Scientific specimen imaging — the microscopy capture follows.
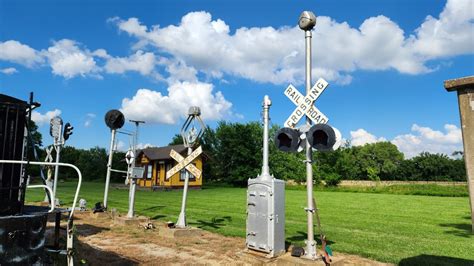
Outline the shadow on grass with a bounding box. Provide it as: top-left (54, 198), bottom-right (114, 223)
top-left (286, 231), bottom-right (335, 246)
top-left (75, 223), bottom-right (110, 237)
top-left (190, 216), bottom-right (232, 229)
top-left (399, 254), bottom-right (474, 266)
top-left (439, 223), bottom-right (473, 238)
top-left (140, 205), bottom-right (165, 212)
top-left (151, 214), bottom-right (167, 220)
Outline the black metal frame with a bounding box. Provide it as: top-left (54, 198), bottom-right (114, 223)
top-left (0, 94), bottom-right (29, 215)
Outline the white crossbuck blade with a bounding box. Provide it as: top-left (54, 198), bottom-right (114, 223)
top-left (45, 146), bottom-right (54, 163)
top-left (166, 146), bottom-right (203, 180)
top-left (284, 78), bottom-right (329, 128)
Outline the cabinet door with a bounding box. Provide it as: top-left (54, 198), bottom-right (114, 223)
top-left (247, 184), bottom-right (271, 251)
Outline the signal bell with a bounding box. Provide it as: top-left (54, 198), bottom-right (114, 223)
top-left (274, 127), bottom-right (300, 152)
top-left (307, 124), bottom-right (341, 152)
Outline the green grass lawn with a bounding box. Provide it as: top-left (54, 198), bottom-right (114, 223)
top-left (26, 181), bottom-right (473, 265)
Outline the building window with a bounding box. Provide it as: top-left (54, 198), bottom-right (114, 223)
top-left (146, 164), bottom-right (152, 179)
top-left (165, 163), bottom-right (172, 180)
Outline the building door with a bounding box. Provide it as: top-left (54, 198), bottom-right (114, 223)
top-left (153, 162), bottom-right (159, 187)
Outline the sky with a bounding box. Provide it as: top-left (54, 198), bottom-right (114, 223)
top-left (0, 0), bottom-right (473, 158)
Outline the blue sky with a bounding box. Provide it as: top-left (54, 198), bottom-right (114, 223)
top-left (1, 0), bottom-right (473, 158)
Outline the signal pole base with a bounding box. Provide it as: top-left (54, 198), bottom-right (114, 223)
top-left (302, 240), bottom-right (319, 260)
top-left (176, 211), bottom-right (186, 228)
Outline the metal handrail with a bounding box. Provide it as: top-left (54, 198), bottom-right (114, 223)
top-left (27, 184), bottom-right (55, 213)
top-left (0, 160), bottom-right (82, 220)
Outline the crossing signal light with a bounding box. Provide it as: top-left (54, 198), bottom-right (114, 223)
top-left (63, 122), bottom-right (74, 140)
top-left (307, 124), bottom-right (342, 152)
top-left (275, 124), bottom-right (342, 153)
top-left (274, 127), bottom-right (301, 152)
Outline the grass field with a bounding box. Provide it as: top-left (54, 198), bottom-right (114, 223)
top-left (26, 182), bottom-right (473, 265)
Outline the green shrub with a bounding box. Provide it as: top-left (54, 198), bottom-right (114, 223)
top-left (324, 173), bottom-right (342, 187)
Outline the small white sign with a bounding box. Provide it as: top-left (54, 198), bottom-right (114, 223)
top-left (166, 146), bottom-right (203, 179)
top-left (130, 167), bottom-right (145, 179)
top-left (125, 150), bottom-right (135, 165)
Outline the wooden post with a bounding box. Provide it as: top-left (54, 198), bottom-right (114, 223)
top-left (444, 76), bottom-right (474, 233)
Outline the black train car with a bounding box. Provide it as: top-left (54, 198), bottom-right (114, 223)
top-left (0, 94), bottom-right (49, 265)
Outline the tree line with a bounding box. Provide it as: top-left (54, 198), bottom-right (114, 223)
top-left (30, 146), bottom-right (127, 183)
top-left (28, 121), bottom-right (466, 186)
top-left (170, 122), bottom-right (466, 186)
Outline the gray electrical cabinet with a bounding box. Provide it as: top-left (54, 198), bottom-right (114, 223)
top-left (246, 176), bottom-right (285, 257)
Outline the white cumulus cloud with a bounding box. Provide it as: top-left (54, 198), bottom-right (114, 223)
top-left (111, 0), bottom-right (473, 85)
top-left (31, 109), bottom-right (62, 126)
top-left (121, 81), bottom-right (232, 124)
top-left (351, 124), bottom-right (464, 158)
top-left (42, 39), bottom-right (99, 79)
top-left (409, 0), bottom-right (474, 59)
top-left (104, 50), bottom-right (157, 75)
top-left (0, 40), bottom-right (44, 67)
top-left (392, 124), bottom-right (463, 158)
top-left (0, 67), bottom-right (18, 75)
top-left (350, 128), bottom-right (387, 146)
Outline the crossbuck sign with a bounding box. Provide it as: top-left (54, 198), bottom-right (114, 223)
top-left (166, 146), bottom-right (202, 180)
top-left (284, 78), bottom-right (330, 128)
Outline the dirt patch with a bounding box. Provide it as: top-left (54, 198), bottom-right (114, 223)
top-left (69, 211), bottom-right (392, 265)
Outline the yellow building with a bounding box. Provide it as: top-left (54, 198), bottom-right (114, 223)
top-left (136, 144), bottom-right (203, 189)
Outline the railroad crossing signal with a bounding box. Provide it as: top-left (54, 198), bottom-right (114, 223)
top-left (166, 146), bottom-right (202, 179)
top-left (45, 146), bottom-right (54, 163)
top-left (284, 78), bottom-right (329, 128)
top-left (169, 149), bottom-right (202, 179)
top-left (125, 150), bottom-right (135, 165)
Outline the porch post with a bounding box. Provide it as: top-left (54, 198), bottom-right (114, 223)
top-left (444, 76), bottom-right (474, 233)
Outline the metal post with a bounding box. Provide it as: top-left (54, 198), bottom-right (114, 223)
top-left (103, 129), bottom-right (116, 209)
top-left (52, 140), bottom-right (62, 205)
top-left (176, 146), bottom-right (192, 228)
top-left (304, 29), bottom-right (317, 260)
top-left (261, 95), bottom-right (271, 179)
top-left (127, 178), bottom-right (137, 218)
top-left (127, 120), bottom-right (144, 218)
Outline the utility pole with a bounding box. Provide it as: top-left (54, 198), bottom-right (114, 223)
top-left (103, 109), bottom-right (125, 210)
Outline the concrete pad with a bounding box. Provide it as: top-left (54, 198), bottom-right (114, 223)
top-left (159, 226), bottom-right (205, 238)
top-left (113, 215), bottom-right (149, 226)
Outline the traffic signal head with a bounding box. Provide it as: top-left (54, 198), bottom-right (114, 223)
top-left (274, 127), bottom-right (300, 152)
top-left (63, 122), bottom-right (74, 141)
top-left (307, 123), bottom-right (342, 152)
top-left (104, 109), bottom-right (125, 130)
